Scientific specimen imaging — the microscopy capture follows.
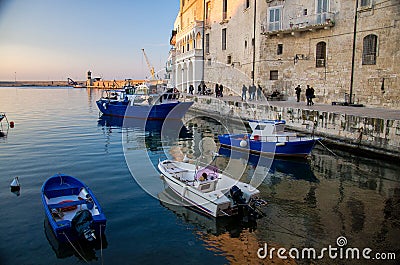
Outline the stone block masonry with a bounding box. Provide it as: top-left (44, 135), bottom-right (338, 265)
top-left (185, 95), bottom-right (400, 159)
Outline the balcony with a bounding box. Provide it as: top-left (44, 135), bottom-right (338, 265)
top-left (176, 48), bottom-right (204, 62)
top-left (262, 12), bottom-right (336, 37)
top-left (177, 20), bottom-right (204, 39)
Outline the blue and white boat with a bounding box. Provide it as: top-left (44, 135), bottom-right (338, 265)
top-left (218, 120), bottom-right (319, 157)
top-left (41, 174), bottom-right (106, 242)
top-left (96, 84), bottom-right (193, 120)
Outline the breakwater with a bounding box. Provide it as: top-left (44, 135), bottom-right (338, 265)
top-left (186, 95), bottom-right (400, 160)
top-left (0, 81), bottom-right (70, 87)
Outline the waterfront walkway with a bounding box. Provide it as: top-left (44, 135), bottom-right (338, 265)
top-left (189, 94), bottom-right (400, 120)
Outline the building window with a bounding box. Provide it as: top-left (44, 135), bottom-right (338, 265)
top-left (270, 70), bottom-right (278, 80)
top-left (362, 34), bottom-right (377, 65)
top-left (360, 0), bottom-right (371, 7)
top-left (205, 2), bottom-right (211, 25)
top-left (316, 41), bottom-right (326, 67)
top-left (222, 28), bottom-right (227, 50)
top-left (207, 59), bottom-right (212, 66)
top-left (227, 55), bottom-right (232, 65)
top-left (268, 7), bottom-right (282, 31)
top-left (277, 44), bottom-right (283, 55)
top-left (245, 40), bottom-right (247, 49)
top-left (187, 42), bottom-right (190, 52)
top-left (316, 0), bottom-right (329, 24)
top-left (245, 0), bottom-right (250, 9)
top-left (205, 34), bottom-right (210, 53)
top-left (223, 0), bottom-right (228, 20)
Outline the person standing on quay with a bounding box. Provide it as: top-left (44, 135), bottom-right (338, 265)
top-left (242, 84), bottom-right (247, 101)
top-left (310, 86), bottom-right (315, 105)
top-left (306, 85), bottom-right (311, 106)
top-left (295, 85), bottom-right (301, 102)
top-left (215, 83), bottom-right (219, 97)
top-left (257, 84), bottom-right (262, 101)
top-left (219, 84), bottom-right (224, 97)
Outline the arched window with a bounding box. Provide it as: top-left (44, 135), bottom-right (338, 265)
top-left (316, 41), bottom-right (326, 68)
top-left (362, 34), bottom-right (377, 65)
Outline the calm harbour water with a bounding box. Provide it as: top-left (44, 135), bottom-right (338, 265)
top-left (0, 87), bottom-right (399, 265)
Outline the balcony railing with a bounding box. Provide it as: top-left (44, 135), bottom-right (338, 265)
top-left (262, 12), bottom-right (336, 36)
top-left (176, 48), bottom-right (204, 62)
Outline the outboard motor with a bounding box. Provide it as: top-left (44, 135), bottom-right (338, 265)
top-left (230, 185), bottom-right (247, 216)
top-left (230, 185), bottom-right (246, 205)
top-left (230, 185), bottom-right (266, 222)
top-left (72, 210), bottom-right (96, 241)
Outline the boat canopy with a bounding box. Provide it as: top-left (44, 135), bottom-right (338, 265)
top-left (248, 120), bottom-right (286, 136)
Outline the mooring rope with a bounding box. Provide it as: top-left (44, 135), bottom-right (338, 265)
top-left (62, 232), bottom-right (88, 263)
top-left (317, 139), bottom-right (339, 157)
top-left (100, 225), bottom-right (104, 265)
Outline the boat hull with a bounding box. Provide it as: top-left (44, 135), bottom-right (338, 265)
top-left (162, 173), bottom-right (231, 217)
top-left (218, 134), bottom-right (318, 157)
top-left (41, 174), bottom-right (106, 242)
top-left (158, 161), bottom-right (260, 218)
top-left (96, 99), bottom-right (193, 120)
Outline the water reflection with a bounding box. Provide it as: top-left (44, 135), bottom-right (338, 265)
top-left (98, 113), bottom-right (400, 264)
top-left (158, 187), bottom-right (279, 264)
top-left (44, 219), bottom-right (108, 262)
top-left (218, 147), bottom-right (318, 183)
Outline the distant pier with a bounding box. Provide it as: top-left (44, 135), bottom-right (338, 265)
top-left (0, 81), bottom-right (69, 87)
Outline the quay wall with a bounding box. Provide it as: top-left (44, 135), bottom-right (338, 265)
top-left (186, 95), bottom-right (400, 159)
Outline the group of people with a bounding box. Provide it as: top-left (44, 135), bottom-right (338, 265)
top-left (242, 84), bottom-right (263, 101)
top-left (295, 84), bottom-right (315, 106)
top-left (188, 82), bottom-right (224, 97)
top-left (188, 82), bottom-right (212, 95)
top-left (214, 83), bottom-right (224, 97)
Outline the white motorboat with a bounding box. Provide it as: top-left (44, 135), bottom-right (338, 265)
top-left (158, 159), bottom-right (266, 218)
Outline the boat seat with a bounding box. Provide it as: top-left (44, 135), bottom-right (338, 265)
top-left (56, 220), bottom-right (71, 228)
top-left (167, 167), bottom-right (188, 174)
top-left (48, 200), bottom-right (88, 209)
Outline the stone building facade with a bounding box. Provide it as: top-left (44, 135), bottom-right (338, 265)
top-left (171, 0), bottom-right (400, 109)
top-left (259, 0), bottom-right (400, 108)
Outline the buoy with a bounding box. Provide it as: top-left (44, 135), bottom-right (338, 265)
top-left (240, 139), bottom-right (247, 147)
top-left (10, 177), bottom-right (21, 192)
top-left (10, 121), bottom-right (14, 128)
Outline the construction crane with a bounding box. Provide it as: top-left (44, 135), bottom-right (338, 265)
top-left (141, 48), bottom-right (155, 80)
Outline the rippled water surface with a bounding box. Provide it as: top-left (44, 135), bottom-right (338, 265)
top-left (0, 87), bottom-right (398, 264)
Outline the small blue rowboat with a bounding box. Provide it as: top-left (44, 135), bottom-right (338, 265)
top-left (41, 174), bottom-right (106, 242)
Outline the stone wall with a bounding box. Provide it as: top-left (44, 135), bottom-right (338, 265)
top-left (258, 0), bottom-right (400, 109)
top-left (187, 95), bottom-right (400, 159)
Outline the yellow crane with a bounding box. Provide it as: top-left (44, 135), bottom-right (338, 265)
top-left (141, 48), bottom-right (155, 80)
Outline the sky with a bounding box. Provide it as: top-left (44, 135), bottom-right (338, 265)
top-left (0, 0), bottom-right (179, 81)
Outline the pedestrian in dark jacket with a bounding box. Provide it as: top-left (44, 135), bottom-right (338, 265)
top-left (295, 85), bottom-right (301, 102)
top-left (306, 85), bottom-right (312, 106)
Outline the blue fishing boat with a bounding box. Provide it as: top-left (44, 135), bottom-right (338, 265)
top-left (218, 120), bottom-right (319, 157)
top-left (96, 84), bottom-right (193, 120)
top-left (41, 174), bottom-right (106, 242)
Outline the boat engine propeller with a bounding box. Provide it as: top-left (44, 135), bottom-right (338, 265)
top-left (72, 210), bottom-right (96, 242)
top-left (230, 185), bottom-right (267, 221)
